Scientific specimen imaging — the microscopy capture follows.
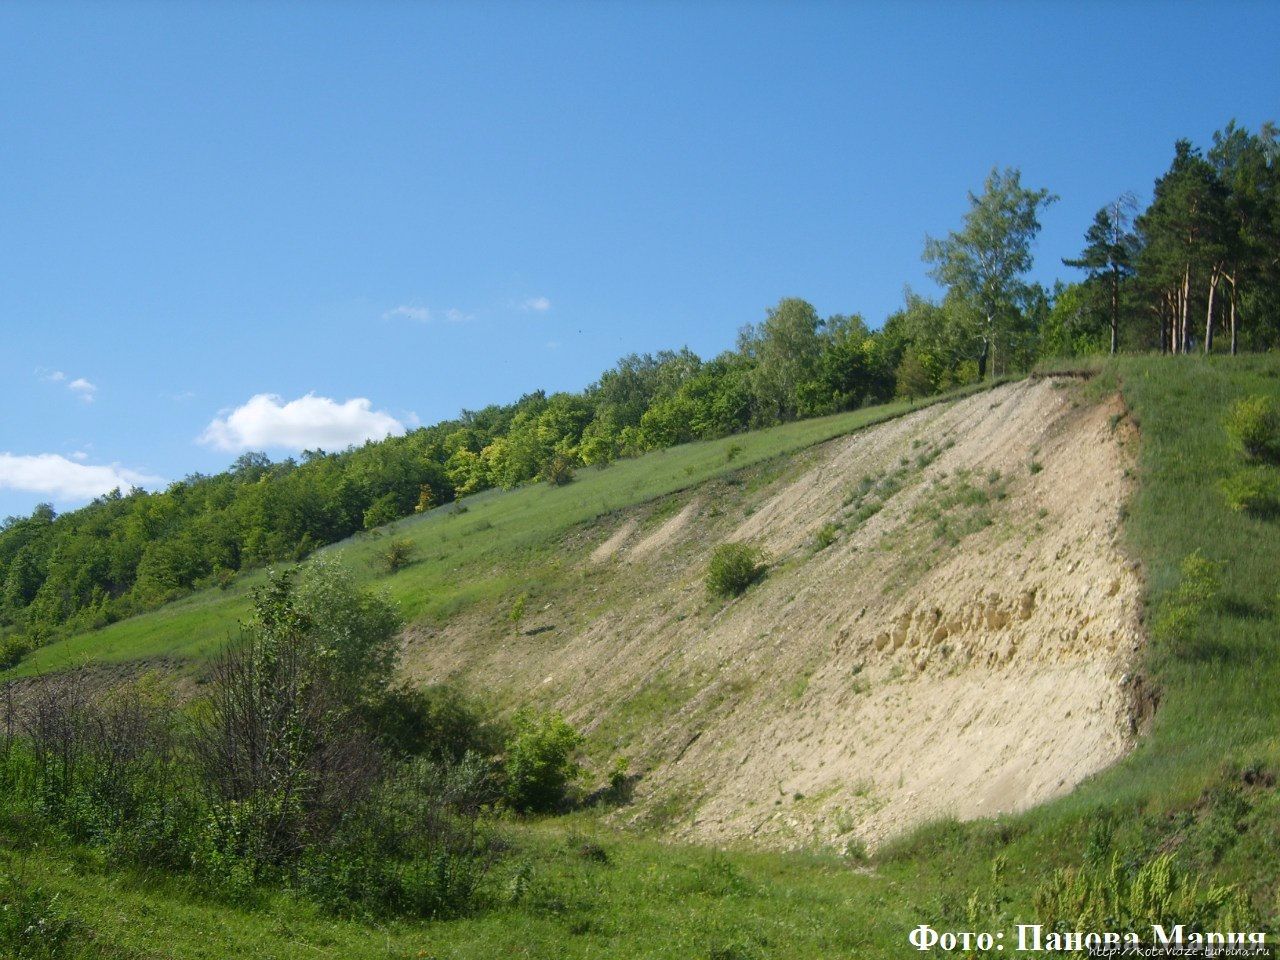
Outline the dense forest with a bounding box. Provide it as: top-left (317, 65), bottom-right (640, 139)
top-left (3, 119), bottom-right (1277, 656)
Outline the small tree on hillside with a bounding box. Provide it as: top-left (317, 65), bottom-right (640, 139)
top-left (194, 564), bottom-right (399, 863)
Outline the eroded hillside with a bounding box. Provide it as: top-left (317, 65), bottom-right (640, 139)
top-left (402, 378), bottom-right (1147, 852)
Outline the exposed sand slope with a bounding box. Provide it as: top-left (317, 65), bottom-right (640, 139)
top-left (402, 379), bottom-right (1145, 851)
top-left (626, 501), bottom-right (700, 562)
top-left (590, 518), bottom-right (638, 563)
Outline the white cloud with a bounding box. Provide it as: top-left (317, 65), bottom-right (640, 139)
top-left (200, 393), bottom-right (408, 453)
top-left (0, 453), bottom-right (164, 502)
top-left (37, 368), bottom-right (98, 401)
top-left (68, 378), bottom-right (97, 402)
top-left (521, 296), bottom-right (552, 313)
top-left (383, 305), bottom-right (431, 322)
top-left (383, 304), bottom-right (473, 323)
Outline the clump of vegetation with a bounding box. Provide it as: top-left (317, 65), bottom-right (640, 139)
top-left (508, 592), bottom-right (527, 623)
top-left (1031, 853), bottom-right (1255, 933)
top-left (851, 500), bottom-right (883, 526)
top-left (0, 561), bottom-right (572, 922)
top-left (815, 523), bottom-right (840, 550)
top-left (0, 873), bottom-right (86, 959)
top-left (1153, 550), bottom-right (1223, 655)
top-left (414, 484), bottom-right (437, 513)
top-left (706, 543), bottom-right (766, 599)
top-left (363, 492), bottom-right (403, 530)
top-left (0, 634), bottom-right (32, 670)
top-left (605, 756), bottom-right (630, 801)
top-left (381, 538), bottom-right (417, 572)
top-left (502, 712), bottom-right (584, 813)
top-left (541, 452), bottom-right (577, 486)
top-left (364, 683), bottom-right (500, 764)
top-left (1224, 395), bottom-right (1280, 462)
top-left (1220, 467), bottom-right (1280, 517)
top-left (913, 470), bottom-right (1002, 545)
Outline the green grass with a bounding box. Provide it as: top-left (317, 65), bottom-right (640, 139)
top-left (5, 383), bottom-right (995, 680)
top-left (0, 822), bottom-right (963, 960)
top-left (1089, 355), bottom-right (1280, 804)
top-left (5, 357), bottom-right (1280, 956)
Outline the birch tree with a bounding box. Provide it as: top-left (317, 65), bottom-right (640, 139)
top-left (923, 167), bottom-right (1057, 378)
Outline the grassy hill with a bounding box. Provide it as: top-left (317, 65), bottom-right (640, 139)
top-left (3, 356), bottom-right (1279, 959)
top-left (5, 386), bottom-right (990, 680)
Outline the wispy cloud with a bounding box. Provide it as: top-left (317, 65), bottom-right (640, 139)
top-left (521, 296), bottom-right (552, 313)
top-left (0, 453), bottom-right (164, 502)
top-left (199, 393), bottom-right (409, 453)
top-left (38, 368), bottom-right (98, 402)
top-left (383, 303), bottom-right (474, 324)
top-left (383, 305), bottom-right (432, 323)
top-left (68, 378), bottom-right (97, 403)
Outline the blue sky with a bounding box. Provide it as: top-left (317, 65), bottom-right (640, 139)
top-left (3, 0), bottom-right (1278, 518)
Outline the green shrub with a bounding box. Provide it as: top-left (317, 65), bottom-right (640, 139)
top-left (364, 684), bottom-right (500, 762)
top-left (502, 712), bottom-right (583, 813)
top-left (1224, 394), bottom-right (1280, 461)
top-left (0, 634), bottom-right (33, 669)
top-left (1220, 467), bottom-right (1280, 517)
top-left (706, 543), bottom-right (766, 598)
top-left (381, 538), bottom-right (416, 573)
top-left (296, 761), bottom-right (491, 920)
top-left (362, 492), bottom-right (402, 530)
top-left (541, 452), bottom-right (576, 486)
top-left (1170, 550), bottom-right (1223, 610)
top-left (508, 593), bottom-right (527, 623)
top-left (0, 873), bottom-right (85, 959)
top-left (815, 523), bottom-right (840, 550)
top-left (289, 560), bottom-right (404, 700)
top-left (606, 756), bottom-right (630, 798)
top-left (1154, 550), bottom-right (1223, 654)
top-left (0, 570), bottom-right (503, 926)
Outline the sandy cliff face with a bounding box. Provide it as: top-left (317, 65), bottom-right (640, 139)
top-left (404, 379), bottom-right (1146, 851)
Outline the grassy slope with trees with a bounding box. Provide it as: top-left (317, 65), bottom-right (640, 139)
top-left (3, 384), bottom-right (996, 679)
top-left (2, 354), bottom-right (1279, 960)
top-left (4, 119), bottom-right (1277, 665)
